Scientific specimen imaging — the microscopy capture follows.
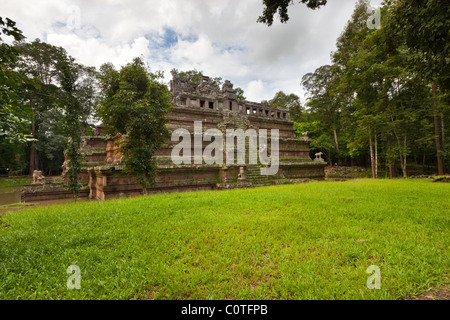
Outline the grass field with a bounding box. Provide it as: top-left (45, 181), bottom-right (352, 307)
top-left (0, 177), bottom-right (31, 192)
top-left (0, 179), bottom-right (448, 300)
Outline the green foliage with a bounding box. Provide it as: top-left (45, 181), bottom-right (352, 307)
top-left (301, 64), bottom-right (350, 162)
top-left (384, 0), bottom-right (449, 175)
top-left (32, 109), bottom-right (66, 173)
top-left (440, 141), bottom-right (450, 170)
top-left (296, 0), bottom-right (449, 174)
top-left (268, 91), bottom-right (301, 110)
top-left (0, 17), bottom-right (24, 41)
top-left (10, 39), bottom-right (98, 177)
top-left (257, 0), bottom-right (327, 26)
top-left (233, 87), bottom-right (246, 100)
top-left (265, 91), bottom-right (304, 122)
top-left (294, 120), bottom-right (324, 138)
top-left (170, 68), bottom-right (203, 86)
top-left (98, 58), bottom-right (172, 193)
top-left (15, 40), bottom-right (68, 174)
top-left (170, 68), bottom-right (222, 88)
top-left (58, 54), bottom-right (85, 197)
top-left (0, 17), bottom-right (35, 147)
top-left (294, 121), bottom-right (335, 161)
top-left (386, 0), bottom-right (450, 91)
top-left (0, 104), bottom-right (33, 144)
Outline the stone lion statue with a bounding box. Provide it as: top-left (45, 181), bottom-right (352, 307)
top-left (314, 152), bottom-right (325, 162)
top-left (32, 170), bottom-right (45, 184)
top-left (237, 167), bottom-right (246, 181)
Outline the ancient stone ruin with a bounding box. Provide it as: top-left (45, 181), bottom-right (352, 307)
top-left (22, 75), bottom-right (326, 202)
top-left (32, 170), bottom-right (45, 184)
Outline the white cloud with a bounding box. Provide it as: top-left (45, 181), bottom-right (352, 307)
top-left (246, 80), bottom-right (266, 102)
top-left (46, 34), bottom-right (151, 68)
top-left (2, 0), bottom-right (384, 102)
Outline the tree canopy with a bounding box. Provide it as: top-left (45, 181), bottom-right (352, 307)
top-left (1, 18), bottom-right (97, 185)
top-left (263, 91), bottom-right (304, 122)
top-left (98, 57), bottom-right (172, 194)
top-left (258, 0), bottom-right (327, 26)
top-left (0, 17), bottom-right (34, 148)
top-left (294, 0), bottom-right (449, 176)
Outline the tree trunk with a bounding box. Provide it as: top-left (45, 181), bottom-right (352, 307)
top-left (29, 143), bottom-right (37, 175)
top-left (441, 111), bottom-right (445, 146)
top-left (389, 162), bottom-right (397, 178)
top-left (432, 82), bottom-right (444, 175)
top-left (401, 136), bottom-right (407, 178)
top-left (369, 129), bottom-right (376, 179)
top-left (422, 152), bottom-right (426, 174)
top-left (29, 98), bottom-right (39, 175)
top-left (387, 133), bottom-right (395, 178)
top-left (374, 130), bottom-right (378, 179)
top-left (397, 140), bottom-right (407, 178)
top-left (393, 125), bottom-right (408, 178)
top-left (333, 126), bottom-right (340, 165)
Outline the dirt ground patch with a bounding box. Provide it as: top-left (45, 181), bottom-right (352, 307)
top-left (406, 283), bottom-right (450, 300)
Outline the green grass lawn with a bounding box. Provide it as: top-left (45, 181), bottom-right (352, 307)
top-left (0, 179), bottom-right (448, 300)
top-left (0, 177), bottom-right (32, 192)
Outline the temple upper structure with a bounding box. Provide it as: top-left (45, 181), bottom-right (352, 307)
top-left (170, 75), bottom-right (291, 121)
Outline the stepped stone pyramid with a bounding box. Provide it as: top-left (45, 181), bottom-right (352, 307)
top-left (81, 75), bottom-right (326, 200)
top-left (23, 74), bottom-right (326, 202)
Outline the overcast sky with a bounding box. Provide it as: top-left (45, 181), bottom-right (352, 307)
top-left (3, 0), bottom-right (383, 102)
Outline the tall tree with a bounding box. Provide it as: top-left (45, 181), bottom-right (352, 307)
top-left (98, 58), bottom-right (172, 195)
top-left (15, 39), bottom-right (97, 176)
top-left (57, 53), bottom-right (85, 198)
top-left (0, 17), bottom-right (36, 172)
top-left (74, 65), bottom-right (99, 136)
top-left (302, 65), bottom-right (342, 158)
top-left (295, 0), bottom-right (448, 176)
top-left (387, 0), bottom-right (449, 175)
top-left (16, 40), bottom-right (71, 175)
top-left (330, 0), bottom-right (383, 176)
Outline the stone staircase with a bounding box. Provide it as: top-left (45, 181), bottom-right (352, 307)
top-left (245, 164), bottom-right (271, 186)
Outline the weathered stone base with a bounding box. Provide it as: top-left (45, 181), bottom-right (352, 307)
top-left (87, 165), bottom-right (220, 200)
top-left (21, 161), bottom-right (325, 202)
top-left (21, 183), bottom-right (90, 202)
top-left (86, 162), bottom-right (326, 201)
